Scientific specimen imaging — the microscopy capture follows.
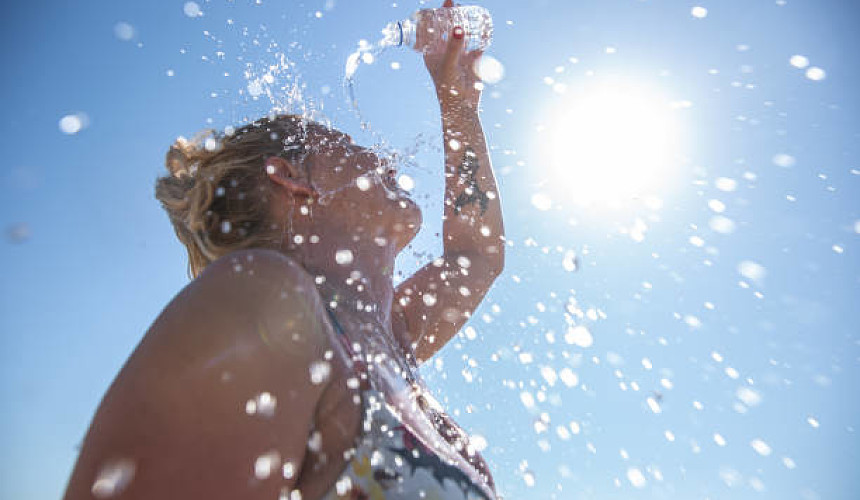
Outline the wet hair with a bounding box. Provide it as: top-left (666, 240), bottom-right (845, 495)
top-left (155, 114), bottom-right (309, 278)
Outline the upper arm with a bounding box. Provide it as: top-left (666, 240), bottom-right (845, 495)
top-left (392, 251), bottom-right (502, 364)
top-left (63, 249), bottom-right (334, 500)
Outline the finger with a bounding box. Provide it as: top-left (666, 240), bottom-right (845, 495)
top-left (465, 49), bottom-right (484, 64)
top-left (441, 26), bottom-right (465, 80)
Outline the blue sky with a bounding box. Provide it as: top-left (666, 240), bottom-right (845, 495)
top-left (1, 0), bottom-right (858, 498)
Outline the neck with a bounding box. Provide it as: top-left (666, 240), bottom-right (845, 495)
top-left (279, 229), bottom-right (399, 336)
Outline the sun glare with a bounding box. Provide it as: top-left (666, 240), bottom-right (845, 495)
top-left (538, 81), bottom-right (685, 209)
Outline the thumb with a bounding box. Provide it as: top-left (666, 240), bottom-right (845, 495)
top-left (441, 26), bottom-right (465, 80)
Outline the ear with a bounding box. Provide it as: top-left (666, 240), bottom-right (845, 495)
top-left (264, 156), bottom-right (318, 200)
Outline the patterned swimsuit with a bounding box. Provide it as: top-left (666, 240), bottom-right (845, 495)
top-left (318, 308), bottom-right (496, 500)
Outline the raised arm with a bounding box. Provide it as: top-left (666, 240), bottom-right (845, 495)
top-left (393, 11), bottom-right (505, 363)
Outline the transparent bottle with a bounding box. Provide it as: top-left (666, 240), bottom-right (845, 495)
top-left (382, 5), bottom-right (494, 54)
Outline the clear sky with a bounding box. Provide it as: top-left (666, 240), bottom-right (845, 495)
top-left (1, 0), bottom-right (858, 499)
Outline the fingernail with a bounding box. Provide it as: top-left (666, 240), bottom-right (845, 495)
top-left (453, 26), bottom-right (464, 40)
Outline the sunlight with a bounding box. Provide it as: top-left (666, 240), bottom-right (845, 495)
top-left (538, 80), bottom-right (685, 208)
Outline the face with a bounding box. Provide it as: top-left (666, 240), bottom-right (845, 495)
top-left (300, 124), bottom-right (423, 252)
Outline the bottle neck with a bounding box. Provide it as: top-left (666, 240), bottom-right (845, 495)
top-left (398, 18), bottom-right (416, 49)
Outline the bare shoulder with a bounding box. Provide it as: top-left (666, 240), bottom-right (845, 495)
top-left (193, 248), bottom-right (318, 310)
top-left (164, 248), bottom-right (332, 355)
top-left (62, 249), bottom-right (336, 500)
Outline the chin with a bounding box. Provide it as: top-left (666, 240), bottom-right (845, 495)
top-left (393, 203), bottom-right (422, 253)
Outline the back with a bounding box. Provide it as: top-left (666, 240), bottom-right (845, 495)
top-left (62, 249), bottom-right (339, 500)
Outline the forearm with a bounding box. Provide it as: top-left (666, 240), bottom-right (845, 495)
top-left (439, 105), bottom-right (505, 272)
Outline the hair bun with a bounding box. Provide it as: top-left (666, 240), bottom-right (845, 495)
top-left (166, 137), bottom-right (191, 178)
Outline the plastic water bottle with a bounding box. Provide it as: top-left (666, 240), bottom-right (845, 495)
top-left (346, 5), bottom-right (493, 79)
top-left (382, 5), bottom-right (494, 54)
top-left (343, 5), bottom-right (493, 129)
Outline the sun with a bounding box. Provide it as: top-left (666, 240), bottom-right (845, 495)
top-left (537, 79), bottom-right (685, 209)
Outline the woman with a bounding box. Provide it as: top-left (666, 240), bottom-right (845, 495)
top-left (62, 6), bottom-right (504, 500)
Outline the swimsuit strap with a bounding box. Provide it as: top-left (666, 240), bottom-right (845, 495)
top-left (324, 306), bottom-right (371, 386)
top-left (324, 306), bottom-right (346, 337)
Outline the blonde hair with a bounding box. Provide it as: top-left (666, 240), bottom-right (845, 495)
top-left (155, 114), bottom-right (309, 278)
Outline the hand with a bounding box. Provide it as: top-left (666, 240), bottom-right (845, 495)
top-left (423, 0), bottom-right (484, 113)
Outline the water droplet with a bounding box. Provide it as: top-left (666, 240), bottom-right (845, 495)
top-left (335, 249), bottom-right (354, 265)
top-left (247, 80), bottom-right (264, 97)
top-left (522, 470), bottom-right (535, 487)
top-left (562, 251), bottom-right (578, 272)
top-left (255, 451), bottom-right (281, 479)
top-left (710, 215), bottom-right (736, 234)
top-left (113, 22), bottom-right (135, 41)
top-left (397, 174), bottom-right (414, 191)
top-left (355, 175), bottom-right (372, 191)
top-left (91, 459), bottom-right (136, 498)
top-left (559, 368), bottom-right (579, 387)
top-left (564, 326), bottom-right (593, 348)
top-left (627, 467), bottom-right (647, 488)
top-left (738, 260), bottom-right (766, 284)
top-left (646, 396), bottom-right (662, 414)
top-left (736, 386), bottom-right (762, 407)
top-left (531, 193), bottom-right (553, 211)
top-left (308, 431), bottom-right (323, 452)
top-left (691, 6), bottom-right (708, 18)
top-left (309, 361), bottom-right (331, 385)
top-left (714, 433), bottom-right (727, 446)
top-left (204, 137), bottom-right (220, 152)
top-left (474, 55), bottom-right (505, 84)
top-left (708, 199), bottom-right (726, 213)
top-left (750, 438), bottom-right (772, 456)
top-left (805, 66), bottom-right (826, 81)
top-left (422, 293), bottom-right (437, 307)
top-left (469, 434), bottom-right (488, 452)
top-left (452, 326), bottom-right (472, 343)
top-left (183, 1), bottom-right (202, 18)
top-left (540, 366), bottom-right (558, 386)
top-left (719, 467), bottom-right (742, 487)
top-left (790, 55), bottom-right (810, 69)
top-left (807, 416), bottom-right (820, 428)
top-left (59, 113), bottom-right (88, 135)
top-left (281, 460), bottom-right (296, 479)
top-left (715, 177), bottom-right (738, 192)
top-left (520, 391), bottom-right (535, 409)
top-left (772, 153), bottom-right (796, 167)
